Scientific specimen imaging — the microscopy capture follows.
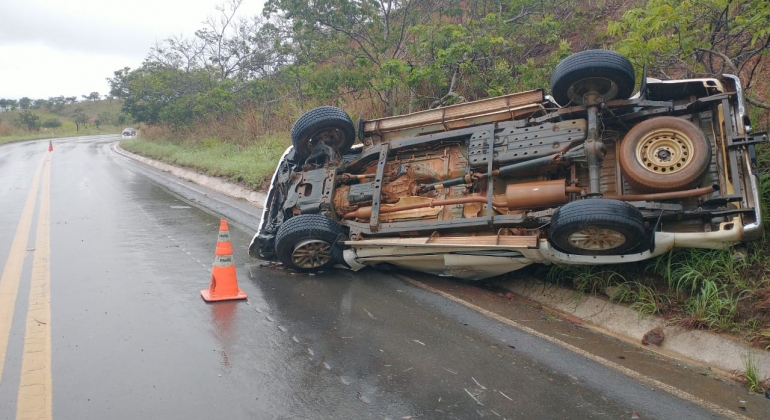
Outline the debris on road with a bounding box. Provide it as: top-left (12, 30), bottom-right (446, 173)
top-left (641, 328), bottom-right (665, 346)
top-left (464, 388), bottom-right (483, 406)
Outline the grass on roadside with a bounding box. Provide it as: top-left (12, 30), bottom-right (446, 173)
top-left (547, 244), bottom-right (770, 339)
top-left (120, 135), bottom-right (291, 190)
top-left (547, 141), bottom-right (770, 359)
top-left (121, 111), bottom-right (770, 364)
top-left (742, 353), bottom-right (767, 393)
top-left (0, 126), bottom-right (121, 145)
top-left (0, 102), bottom-right (126, 145)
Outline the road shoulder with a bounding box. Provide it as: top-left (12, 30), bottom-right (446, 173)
top-left (114, 140), bottom-right (770, 394)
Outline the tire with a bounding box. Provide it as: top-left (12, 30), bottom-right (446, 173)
top-left (549, 199), bottom-right (645, 255)
top-left (550, 50), bottom-right (635, 106)
top-left (618, 116), bottom-right (711, 192)
top-left (291, 106), bottom-right (355, 160)
top-left (275, 214), bottom-right (344, 271)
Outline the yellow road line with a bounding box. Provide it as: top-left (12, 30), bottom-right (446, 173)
top-left (0, 154), bottom-right (46, 384)
top-left (17, 153), bottom-right (53, 420)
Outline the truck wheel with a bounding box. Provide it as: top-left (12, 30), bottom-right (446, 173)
top-left (549, 199), bottom-right (645, 255)
top-left (275, 214), bottom-right (344, 271)
top-left (550, 50), bottom-right (635, 106)
top-left (618, 116), bottom-right (711, 192)
top-left (291, 106), bottom-right (355, 160)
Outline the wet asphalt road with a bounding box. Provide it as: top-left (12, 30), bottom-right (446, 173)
top-left (0, 135), bottom-right (738, 419)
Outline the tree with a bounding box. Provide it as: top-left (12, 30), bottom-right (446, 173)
top-left (48, 96), bottom-right (65, 113)
top-left (608, 0), bottom-right (770, 110)
top-left (82, 92), bottom-right (100, 102)
top-left (16, 111), bottom-right (40, 131)
top-left (263, 0), bottom-right (444, 115)
top-left (19, 97), bottom-right (32, 109)
top-left (73, 108), bottom-right (88, 131)
top-left (109, 62), bottom-right (219, 125)
top-left (97, 112), bottom-right (114, 127)
top-left (108, 67), bottom-right (133, 100)
top-left (261, 0), bottom-right (572, 114)
top-left (41, 118), bottom-right (62, 133)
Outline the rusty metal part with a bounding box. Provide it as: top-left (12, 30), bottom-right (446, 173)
top-left (468, 119), bottom-right (587, 168)
top-left (362, 90), bottom-right (545, 142)
top-left (492, 150), bottom-right (578, 179)
top-left (604, 184), bottom-right (718, 201)
top-left (634, 127), bottom-right (696, 175)
top-left (333, 185), bottom-right (353, 214)
top-left (345, 180), bottom-right (589, 219)
top-left (505, 179), bottom-right (569, 209)
top-left (340, 173), bottom-right (375, 183)
top-left (391, 144), bottom-right (467, 181)
top-left (422, 173), bottom-right (473, 192)
top-left (463, 202), bottom-right (482, 218)
top-left (382, 175), bottom-right (418, 203)
top-left (585, 105), bottom-right (605, 195)
top-left (505, 180), bottom-right (585, 209)
top-left (343, 195), bottom-right (508, 220)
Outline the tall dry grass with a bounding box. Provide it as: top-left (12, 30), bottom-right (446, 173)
top-left (141, 90), bottom-right (390, 147)
top-left (0, 119), bottom-right (14, 136)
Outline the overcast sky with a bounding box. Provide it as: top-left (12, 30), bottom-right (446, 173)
top-left (0, 0), bottom-right (264, 100)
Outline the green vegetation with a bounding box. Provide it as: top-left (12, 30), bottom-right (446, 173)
top-left (547, 242), bottom-right (770, 345)
top-left (742, 353), bottom-right (767, 393)
top-left (120, 134), bottom-right (290, 190)
top-left (110, 1), bottom-right (769, 352)
top-left (103, 0), bottom-right (769, 132)
top-left (16, 0), bottom-right (770, 351)
top-left (0, 99), bottom-right (130, 145)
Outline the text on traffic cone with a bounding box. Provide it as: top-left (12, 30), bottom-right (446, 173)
top-left (201, 219), bottom-right (247, 302)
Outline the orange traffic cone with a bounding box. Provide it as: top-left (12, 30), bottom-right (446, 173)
top-left (48, 140), bottom-right (53, 152)
top-left (201, 220), bottom-right (247, 302)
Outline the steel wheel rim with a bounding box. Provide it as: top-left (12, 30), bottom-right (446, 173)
top-left (568, 228), bottom-right (627, 251)
top-left (567, 77), bottom-right (619, 104)
top-left (635, 128), bottom-right (695, 174)
top-left (291, 239), bottom-right (333, 269)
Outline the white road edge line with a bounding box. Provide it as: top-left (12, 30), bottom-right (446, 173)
top-left (395, 274), bottom-right (750, 420)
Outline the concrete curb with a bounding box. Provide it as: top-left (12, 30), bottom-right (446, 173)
top-left (113, 143), bottom-right (267, 207)
top-left (502, 279), bottom-right (770, 378)
top-left (114, 141), bottom-right (770, 380)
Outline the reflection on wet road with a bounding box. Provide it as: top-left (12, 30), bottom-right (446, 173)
top-left (0, 136), bottom-right (742, 419)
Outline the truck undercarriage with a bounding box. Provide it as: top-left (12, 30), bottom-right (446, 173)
top-left (250, 50), bottom-right (766, 280)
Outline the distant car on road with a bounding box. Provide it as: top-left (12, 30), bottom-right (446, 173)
top-left (122, 128), bottom-right (137, 138)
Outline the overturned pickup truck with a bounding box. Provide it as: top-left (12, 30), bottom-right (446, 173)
top-left (250, 49), bottom-right (767, 280)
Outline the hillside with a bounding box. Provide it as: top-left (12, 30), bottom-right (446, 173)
top-left (0, 99), bottom-right (132, 144)
top-left (117, 0), bottom-right (770, 360)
